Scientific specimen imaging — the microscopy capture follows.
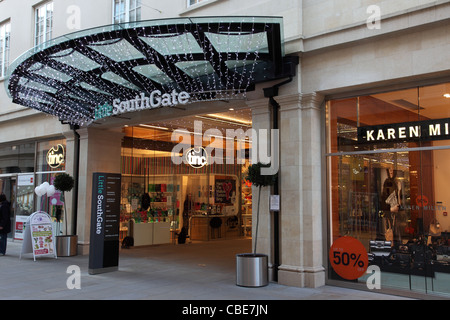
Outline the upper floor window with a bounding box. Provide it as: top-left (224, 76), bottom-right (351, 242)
top-left (113, 0), bottom-right (141, 24)
top-left (35, 1), bottom-right (53, 46)
top-left (0, 21), bottom-right (10, 78)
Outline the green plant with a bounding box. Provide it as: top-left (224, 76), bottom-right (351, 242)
top-left (245, 163), bottom-right (277, 254)
top-left (246, 163), bottom-right (277, 187)
top-left (53, 173), bottom-right (75, 193)
top-left (53, 173), bottom-right (75, 235)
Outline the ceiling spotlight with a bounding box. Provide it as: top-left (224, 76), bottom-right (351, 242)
top-left (444, 93), bottom-right (450, 99)
top-left (139, 124), bottom-right (169, 130)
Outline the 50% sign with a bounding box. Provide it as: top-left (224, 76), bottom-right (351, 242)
top-left (329, 236), bottom-right (368, 280)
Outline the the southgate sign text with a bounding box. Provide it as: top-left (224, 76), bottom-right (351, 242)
top-left (94, 90), bottom-right (191, 120)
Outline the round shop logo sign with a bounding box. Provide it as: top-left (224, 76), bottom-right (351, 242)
top-left (186, 147), bottom-right (208, 169)
top-left (47, 144), bottom-right (65, 169)
top-left (416, 195), bottom-right (429, 207)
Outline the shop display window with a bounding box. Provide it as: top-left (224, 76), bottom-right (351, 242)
top-left (0, 142), bottom-right (36, 219)
top-left (327, 83), bottom-right (450, 296)
top-left (0, 143), bottom-right (35, 175)
top-left (35, 173), bottom-right (65, 235)
top-left (120, 123), bottom-right (252, 245)
top-left (0, 138), bottom-right (66, 239)
top-left (36, 139), bottom-right (66, 172)
top-left (36, 139), bottom-right (67, 235)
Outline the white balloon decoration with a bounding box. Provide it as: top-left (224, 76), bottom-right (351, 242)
top-left (47, 185), bottom-right (56, 197)
top-left (35, 182), bottom-right (57, 197)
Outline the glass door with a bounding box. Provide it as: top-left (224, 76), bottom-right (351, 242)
top-left (415, 84), bottom-right (450, 296)
top-left (423, 146), bottom-right (450, 296)
top-left (0, 176), bottom-right (16, 239)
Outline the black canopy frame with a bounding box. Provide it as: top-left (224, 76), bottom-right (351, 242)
top-left (6, 17), bottom-right (297, 126)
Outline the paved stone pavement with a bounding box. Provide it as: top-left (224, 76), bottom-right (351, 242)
top-left (0, 238), bottom-right (413, 301)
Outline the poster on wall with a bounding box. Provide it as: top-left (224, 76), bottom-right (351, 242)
top-left (20, 211), bottom-right (57, 261)
top-left (215, 178), bottom-right (236, 204)
top-left (17, 174), bottom-right (34, 186)
top-left (89, 172), bottom-right (121, 275)
top-left (14, 215), bottom-right (28, 240)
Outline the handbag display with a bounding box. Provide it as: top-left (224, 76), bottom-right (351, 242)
top-left (436, 246), bottom-right (450, 262)
top-left (385, 191), bottom-right (399, 209)
top-left (428, 219), bottom-right (441, 237)
top-left (391, 252), bottom-right (411, 268)
top-left (370, 240), bottom-right (392, 257)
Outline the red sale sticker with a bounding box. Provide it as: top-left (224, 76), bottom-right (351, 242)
top-left (329, 236), bottom-right (368, 280)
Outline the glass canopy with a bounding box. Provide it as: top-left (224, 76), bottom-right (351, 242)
top-left (5, 16), bottom-right (294, 126)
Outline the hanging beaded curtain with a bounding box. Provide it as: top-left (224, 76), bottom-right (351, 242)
top-left (5, 17), bottom-right (287, 126)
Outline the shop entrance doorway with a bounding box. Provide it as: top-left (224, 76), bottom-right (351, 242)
top-left (0, 176), bottom-right (15, 239)
top-left (119, 108), bottom-right (253, 250)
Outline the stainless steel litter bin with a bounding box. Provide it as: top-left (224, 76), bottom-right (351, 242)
top-left (236, 253), bottom-right (268, 287)
top-left (56, 235), bottom-right (78, 257)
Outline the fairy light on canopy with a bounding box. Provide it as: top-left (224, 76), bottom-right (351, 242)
top-left (5, 16), bottom-right (295, 126)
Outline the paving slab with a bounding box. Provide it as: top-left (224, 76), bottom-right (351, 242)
top-left (0, 238), bottom-right (413, 301)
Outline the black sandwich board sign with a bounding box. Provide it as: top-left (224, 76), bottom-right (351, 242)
top-left (88, 172), bottom-right (121, 274)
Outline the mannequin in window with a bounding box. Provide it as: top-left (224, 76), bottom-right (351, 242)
top-left (381, 167), bottom-right (402, 244)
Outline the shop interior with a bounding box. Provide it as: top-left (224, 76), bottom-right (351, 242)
top-left (0, 139), bottom-right (68, 239)
top-left (328, 83), bottom-right (450, 294)
top-left (119, 108), bottom-right (253, 248)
